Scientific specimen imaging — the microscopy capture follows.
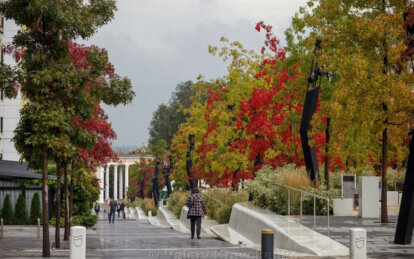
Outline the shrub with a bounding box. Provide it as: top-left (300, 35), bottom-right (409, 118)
top-left (1, 195), bottom-right (13, 224)
top-left (202, 188), bottom-right (249, 224)
top-left (49, 217), bottom-right (65, 228)
top-left (14, 193), bottom-right (27, 225)
top-left (29, 193), bottom-right (42, 225)
top-left (123, 200), bottom-right (132, 208)
top-left (133, 198), bottom-right (143, 208)
top-left (246, 165), bottom-right (340, 216)
top-left (142, 198), bottom-right (157, 216)
top-left (72, 211), bottom-right (97, 228)
top-left (167, 191), bottom-right (189, 218)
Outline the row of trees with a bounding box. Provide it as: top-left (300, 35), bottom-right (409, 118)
top-left (0, 1), bottom-right (135, 257)
top-left (1, 193), bottom-right (41, 225)
top-left (146, 0), bottom-right (414, 224)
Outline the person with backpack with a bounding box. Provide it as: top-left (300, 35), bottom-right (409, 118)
top-left (94, 201), bottom-right (100, 216)
top-left (109, 197), bottom-right (117, 223)
top-left (186, 188), bottom-right (207, 239)
top-left (120, 201), bottom-right (125, 218)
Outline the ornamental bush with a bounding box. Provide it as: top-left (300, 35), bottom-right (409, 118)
top-left (142, 198), bottom-right (157, 216)
top-left (72, 211), bottom-right (97, 228)
top-left (246, 165), bottom-right (340, 215)
top-left (167, 191), bottom-right (189, 218)
top-left (14, 193), bottom-right (27, 225)
top-left (202, 188), bottom-right (249, 224)
top-left (29, 193), bottom-right (42, 225)
top-left (1, 195), bottom-right (13, 225)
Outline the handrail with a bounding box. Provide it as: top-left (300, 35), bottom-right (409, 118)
top-left (270, 181), bottom-right (330, 236)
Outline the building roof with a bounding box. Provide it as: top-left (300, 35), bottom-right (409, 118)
top-left (0, 160), bottom-right (43, 180)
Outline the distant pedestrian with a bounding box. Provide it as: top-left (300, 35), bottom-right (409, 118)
top-left (186, 188), bottom-right (207, 239)
top-left (94, 201), bottom-right (100, 216)
top-left (120, 202), bottom-right (125, 218)
top-left (109, 197), bottom-right (117, 223)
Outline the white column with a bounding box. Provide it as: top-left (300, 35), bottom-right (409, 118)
top-left (125, 164), bottom-right (129, 200)
top-left (99, 166), bottom-right (104, 203)
top-left (114, 164), bottom-right (118, 200)
top-left (119, 166), bottom-right (123, 199)
top-left (105, 165), bottom-right (109, 200)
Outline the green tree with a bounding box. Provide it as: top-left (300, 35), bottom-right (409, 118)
top-left (0, 1), bottom-right (121, 256)
top-left (14, 193), bottom-right (27, 225)
top-left (287, 0), bottom-right (414, 223)
top-left (29, 193), bottom-right (42, 225)
top-left (1, 195), bottom-right (13, 225)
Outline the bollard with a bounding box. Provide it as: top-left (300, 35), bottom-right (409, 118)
top-left (261, 229), bottom-right (274, 259)
top-left (148, 210), bottom-right (152, 217)
top-left (1, 218), bottom-right (3, 239)
top-left (37, 218), bottom-right (40, 240)
top-left (70, 226), bottom-right (86, 259)
top-left (350, 228), bottom-right (366, 259)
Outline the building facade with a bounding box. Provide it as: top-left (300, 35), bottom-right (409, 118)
top-left (0, 17), bottom-right (20, 161)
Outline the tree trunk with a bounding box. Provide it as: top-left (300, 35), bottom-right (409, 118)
top-left (381, 127), bottom-right (389, 223)
top-left (325, 117), bottom-right (330, 190)
top-left (42, 147), bottom-right (50, 257)
top-left (63, 164), bottom-right (69, 241)
top-left (55, 162), bottom-right (62, 248)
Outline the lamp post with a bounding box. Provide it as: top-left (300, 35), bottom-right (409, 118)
top-left (186, 134), bottom-right (197, 189)
top-left (152, 162), bottom-right (160, 207)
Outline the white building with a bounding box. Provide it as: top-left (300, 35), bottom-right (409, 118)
top-left (0, 18), bottom-right (20, 161)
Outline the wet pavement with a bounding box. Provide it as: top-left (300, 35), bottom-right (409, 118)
top-left (299, 215), bottom-right (414, 259)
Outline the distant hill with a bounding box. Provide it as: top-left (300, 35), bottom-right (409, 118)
top-left (112, 145), bottom-right (140, 153)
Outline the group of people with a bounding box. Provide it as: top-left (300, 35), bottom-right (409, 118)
top-left (94, 198), bottom-right (125, 223)
top-left (92, 187), bottom-right (208, 239)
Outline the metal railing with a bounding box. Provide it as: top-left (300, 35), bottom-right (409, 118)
top-left (273, 182), bottom-right (330, 236)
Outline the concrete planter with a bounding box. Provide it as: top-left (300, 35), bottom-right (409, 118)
top-left (333, 198), bottom-right (354, 216)
top-left (387, 191), bottom-right (400, 206)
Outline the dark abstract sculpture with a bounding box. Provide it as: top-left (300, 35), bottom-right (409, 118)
top-left (300, 39), bottom-right (326, 183)
top-left (395, 12), bottom-right (414, 244)
top-left (300, 86), bottom-right (321, 183)
top-left (186, 134), bottom-right (197, 189)
top-left (395, 130), bottom-right (414, 244)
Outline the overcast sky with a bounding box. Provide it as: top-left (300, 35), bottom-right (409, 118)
top-left (83, 0), bottom-right (308, 149)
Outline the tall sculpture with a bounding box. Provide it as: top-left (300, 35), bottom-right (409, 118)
top-left (394, 11), bottom-right (414, 244)
top-left (300, 39), bottom-right (327, 183)
top-left (186, 134), bottom-right (197, 189)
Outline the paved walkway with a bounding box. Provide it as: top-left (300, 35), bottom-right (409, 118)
top-left (86, 213), bottom-right (260, 258)
top-left (300, 215), bottom-right (414, 259)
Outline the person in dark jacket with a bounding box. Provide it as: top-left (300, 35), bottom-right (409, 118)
top-left (186, 188), bottom-right (207, 239)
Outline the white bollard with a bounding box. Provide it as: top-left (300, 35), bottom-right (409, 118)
top-left (350, 228), bottom-right (367, 259)
top-left (37, 218), bottom-right (40, 240)
top-left (148, 210), bottom-right (152, 217)
top-left (70, 226), bottom-right (86, 259)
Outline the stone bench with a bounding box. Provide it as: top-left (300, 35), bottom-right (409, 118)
top-left (210, 202), bottom-right (349, 257)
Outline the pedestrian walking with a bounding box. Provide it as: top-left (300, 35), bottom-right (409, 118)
top-left (109, 197), bottom-right (117, 223)
top-left (94, 201), bottom-right (100, 216)
top-left (186, 187), bottom-right (207, 239)
top-left (120, 201), bottom-right (125, 218)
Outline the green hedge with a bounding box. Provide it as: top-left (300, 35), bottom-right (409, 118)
top-left (72, 211), bottom-right (97, 228)
top-left (29, 193), bottom-right (42, 225)
top-left (1, 195), bottom-right (13, 224)
top-left (14, 193), bottom-right (27, 225)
